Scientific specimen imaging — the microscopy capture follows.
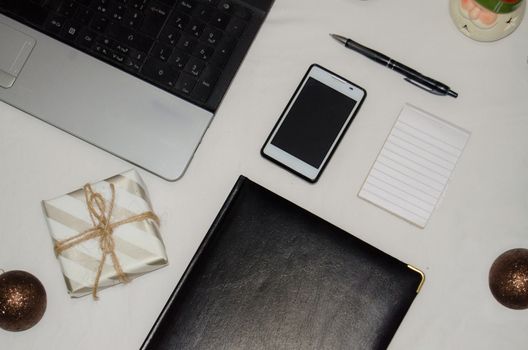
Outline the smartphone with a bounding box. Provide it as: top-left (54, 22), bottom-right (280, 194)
top-left (261, 64), bottom-right (366, 183)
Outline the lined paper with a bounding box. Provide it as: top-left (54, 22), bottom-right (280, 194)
top-left (358, 104), bottom-right (470, 228)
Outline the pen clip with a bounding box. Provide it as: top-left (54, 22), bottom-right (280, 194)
top-left (403, 77), bottom-right (443, 95)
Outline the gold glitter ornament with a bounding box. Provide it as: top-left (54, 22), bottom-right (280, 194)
top-left (0, 270), bottom-right (47, 331)
top-left (489, 249), bottom-right (528, 310)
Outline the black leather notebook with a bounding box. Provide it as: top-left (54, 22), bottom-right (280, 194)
top-left (141, 176), bottom-right (424, 350)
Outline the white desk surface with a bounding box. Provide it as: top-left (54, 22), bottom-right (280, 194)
top-left (1, 0), bottom-right (527, 349)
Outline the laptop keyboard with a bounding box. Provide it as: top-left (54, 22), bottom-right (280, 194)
top-left (0, 0), bottom-right (256, 110)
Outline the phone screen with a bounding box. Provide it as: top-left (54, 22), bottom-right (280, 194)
top-left (270, 78), bottom-right (357, 168)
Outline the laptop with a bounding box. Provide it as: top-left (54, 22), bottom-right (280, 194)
top-left (0, 0), bottom-right (274, 180)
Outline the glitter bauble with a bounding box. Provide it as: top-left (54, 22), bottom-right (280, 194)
top-left (0, 270), bottom-right (47, 331)
top-left (489, 249), bottom-right (528, 310)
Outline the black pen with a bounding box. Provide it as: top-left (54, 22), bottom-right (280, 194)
top-left (330, 34), bottom-right (458, 98)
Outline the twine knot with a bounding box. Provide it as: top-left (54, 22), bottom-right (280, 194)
top-left (99, 228), bottom-right (115, 254)
top-left (54, 182), bottom-right (159, 299)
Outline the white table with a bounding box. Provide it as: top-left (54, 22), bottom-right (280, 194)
top-left (1, 0), bottom-right (527, 349)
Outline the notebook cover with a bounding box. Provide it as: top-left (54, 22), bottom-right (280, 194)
top-left (141, 176), bottom-right (424, 350)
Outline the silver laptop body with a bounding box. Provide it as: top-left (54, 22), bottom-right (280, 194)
top-left (0, 15), bottom-right (213, 181)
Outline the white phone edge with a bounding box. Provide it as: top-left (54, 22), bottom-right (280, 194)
top-left (262, 64), bottom-right (366, 182)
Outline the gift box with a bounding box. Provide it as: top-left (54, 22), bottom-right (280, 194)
top-left (42, 170), bottom-right (168, 298)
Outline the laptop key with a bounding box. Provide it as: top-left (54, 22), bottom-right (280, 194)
top-left (233, 4), bottom-right (251, 20)
top-left (151, 42), bottom-right (173, 61)
top-left (176, 35), bottom-right (196, 53)
top-left (93, 41), bottom-right (131, 67)
top-left (61, 21), bottom-right (82, 41)
top-left (109, 50), bottom-right (128, 65)
top-left (191, 66), bottom-right (220, 102)
top-left (218, 1), bottom-right (251, 19)
top-left (115, 43), bottom-right (131, 55)
top-left (176, 0), bottom-right (196, 13)
top-left (185, 19), bottom-right (205, 38)
top-left (199, 66), bottom-right (220, 85)
top-left (44, 15), bottom-right (67, 35)
top-left (209, 10), bottom-right (230, 30)
top-left (98, 36), bottom-right (118, 50)
top-left (129, 49), bottom-right (147, 62)
top-left (193, 43), bottom-right (213, 61)
top-left (124, 56), bottom-right (142, 72)
top-left (96, 35), bottom-right (132, 57)
top-left (169, 11), bottom-right (189, 31)
top-left (130, 0), bottom-right (148, 11)
top-left (183, 56), bottom-right (204, 77)
top-left (91, 14), bottom-right (109, 32)
top-left (174, 72), bottom-right (196, 95)
top-left (92, 0), bottom-right (113, 15)
top-left (192, 4), bottom-right (212, 22)
top-left (167, 48), bottom-right (189, 70)
top-left (209, 38), bottom-right (233, 67)
top-left (200, 25), bottom-right (222, 46)
top-left (93, 41), bottom-right (111, 57)
top-left (159, 26), bottom-right (181, 46)
top-left (141, 58), bottom-right (180, 88)
top-left (122, 10), bottom-right (143, 29)
top-left (76, 28), bottom-right (97, 48)
top-left (57, 1), bottom-right (78, 17)
top-left (74, 7), bottom-right (94, 25)
top-left (216, 1), bottom-right (232, 13)
top-left (109, 3), bottom-right (126, 21)
top-left (141, 1), bottom-right (170, 37)
top-left (106, 22), bottom-right (154, 52)
top-left (225, 17), bottom-right (245, 37)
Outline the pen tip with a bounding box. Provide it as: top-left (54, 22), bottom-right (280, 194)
top-left (448, 90), bottom-right (458, 98)
top-left (330, 34), bottom-right (347, 45)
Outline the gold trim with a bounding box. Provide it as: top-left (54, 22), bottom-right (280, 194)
top-left (407, 265), bottom-right (425, 293)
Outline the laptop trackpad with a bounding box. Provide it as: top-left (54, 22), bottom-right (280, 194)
top-left (0, 22), bottom-right (35, 88)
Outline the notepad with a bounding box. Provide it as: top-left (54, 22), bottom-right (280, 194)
top-left (358, 104), bottom-right (470, 228)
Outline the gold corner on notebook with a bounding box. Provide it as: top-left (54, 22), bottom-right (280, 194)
top-left (407, 265), bottom-right (425, 293)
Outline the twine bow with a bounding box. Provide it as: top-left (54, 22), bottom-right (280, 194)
top-left (54, 183), bottom-right (159, 299)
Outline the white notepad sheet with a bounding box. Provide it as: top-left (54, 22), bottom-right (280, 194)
top-left (358, 104), bottom-right (470, 228)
